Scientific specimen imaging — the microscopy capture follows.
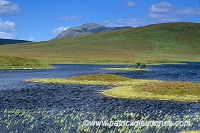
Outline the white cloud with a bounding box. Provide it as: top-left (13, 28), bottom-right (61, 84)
top-left (0, 0), bottom-right (20, 16)
top-left (102, 18), bottom-right (144, 27)
top-left (150, 2), bottom-right (172, 13)
top-left (50, 27), bottom-right (70, 35)
top-left (0, 20), bottom-right (16, 32)
top-left (149, 2), bottom-right (179, 22)
top-left (0, 31), bottom-right (16, 39)
top-left (176, 7), bottom-right (200, 15)
top-left (149, 2), bottom-right (174, 22)
top-left (149, 2), bottom-right (200, 22)
top-left (126, 1), bottom-right (135, 7)
top-left (60, 16), bottom-right (81, 21)
top-left (0, 20), bottom-right (17, 39)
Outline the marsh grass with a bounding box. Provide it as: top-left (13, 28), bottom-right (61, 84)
top-left (136, 82), bottom-right (200, 96)
top-left (103, 81), bottom-right (200, 102)
top-left (68, 74), bottom-right (133, 82)
top-left (181, 131), bottom-right (200, 133)
top-left (0, 108), bottom-right (199, 132)
top-left (27, 74), bottom-right (160, 86)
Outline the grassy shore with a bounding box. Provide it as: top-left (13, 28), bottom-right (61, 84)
top-left (181, 131), bottom-right (200, 133)
top-left (0, 54), bottom-right (52, 69)
top-left (103, 82), bottom-right (200, 102)
top-left (27, 74), bottom-right (158, 86)
top-left (27, 74), bottom-right (200, 102)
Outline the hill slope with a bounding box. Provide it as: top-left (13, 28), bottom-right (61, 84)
top-left (0, 39), bottom-right (31, 45)
top-left (55, 23), bottom-right (131, 39)
top-left (0, 55), bottom-right (51, 69)
top-left (0, 22), bottom-right (199, 64)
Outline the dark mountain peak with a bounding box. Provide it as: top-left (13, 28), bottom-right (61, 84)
top-left (54, 23), bottom-right (131, 39)
top-left (81, 23), bottom-right (105, 28)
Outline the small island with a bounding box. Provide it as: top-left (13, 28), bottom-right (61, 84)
top-left (102, 61), bottom-right (149, 71)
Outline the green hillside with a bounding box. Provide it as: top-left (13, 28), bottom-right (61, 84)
top-left (0, 22), bottom-right (199, 64)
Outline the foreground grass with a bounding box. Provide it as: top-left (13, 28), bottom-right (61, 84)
top-left (181, 131), bottom-right (200, 133)
top-left (27, 74), bottom-right (200, 102)
top-left (0, 54), bottom-right (52, 69)
top-left (0, 108), bottom-right (199, 132)
top-left (103, 82), bottom-right (200, 102)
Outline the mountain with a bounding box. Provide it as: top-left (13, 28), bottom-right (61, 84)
top-left (54, 23), bottom-right (132, 39)
top-left (0, 39), bottom-right (31, 45)
top-left (0, 22), bottom-right (199, 64)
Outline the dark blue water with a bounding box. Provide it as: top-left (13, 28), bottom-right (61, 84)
top-left (0, 62), bottom-right (199, 91)
top-left (0, 63), bottom-right (199, 132)
top-left (116, 62), bottom-right (200, 83)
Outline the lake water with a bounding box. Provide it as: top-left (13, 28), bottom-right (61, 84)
top-left (0, 62), bottom-right (199, 91)
top-left (0, 63), bottom-right (199, 132)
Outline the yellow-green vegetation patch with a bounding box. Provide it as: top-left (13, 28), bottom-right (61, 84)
top-left (0, 54), bottom-right (52, 69)
top-left (136, 82), bottom-right (200, 96)
top-left (103, 81), bottom-right (200, 102)
top-left (28, 74), bottom-right (158, 86)
top-left (180, 131), bottom-right (200, 133)
top-left (68, 74), bottom-right (132, 82)
top-left (102, 67), bottom-right (149, 71)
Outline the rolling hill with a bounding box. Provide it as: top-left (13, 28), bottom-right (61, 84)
top-left (0, 22), bottom-right (199, 64)
top-left (0, 54), bottom-right (51, 69)
top-left (0, 39), bottom-right (31, 45)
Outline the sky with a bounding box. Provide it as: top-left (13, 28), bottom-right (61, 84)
top-left (0, 0), bottom-right (200, 41)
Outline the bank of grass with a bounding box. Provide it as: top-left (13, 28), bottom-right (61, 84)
top-left (28, 74), bottom-right (158, 86)
top-left (181, 131), bottom-right (200, 133)
top-left (27, 74), bottom-right (200, 102)
top-left (103, 82), bottom-right (200, 102)
top-left (0, 54), bottom-right (52, 69)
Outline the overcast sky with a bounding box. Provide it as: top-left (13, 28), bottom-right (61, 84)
top-left (0, 0), bottom-right (200, 41)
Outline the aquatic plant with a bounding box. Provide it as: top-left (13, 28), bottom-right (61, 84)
top-left (0, 108), bottom-right (199, 132)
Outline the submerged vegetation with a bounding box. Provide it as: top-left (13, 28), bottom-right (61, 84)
top-left (0, 55), bottom-right (52, 69)
top-left (28, 74), bottom-right (200, 102)
top-left (0, 108), bottom-right (199, 132)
